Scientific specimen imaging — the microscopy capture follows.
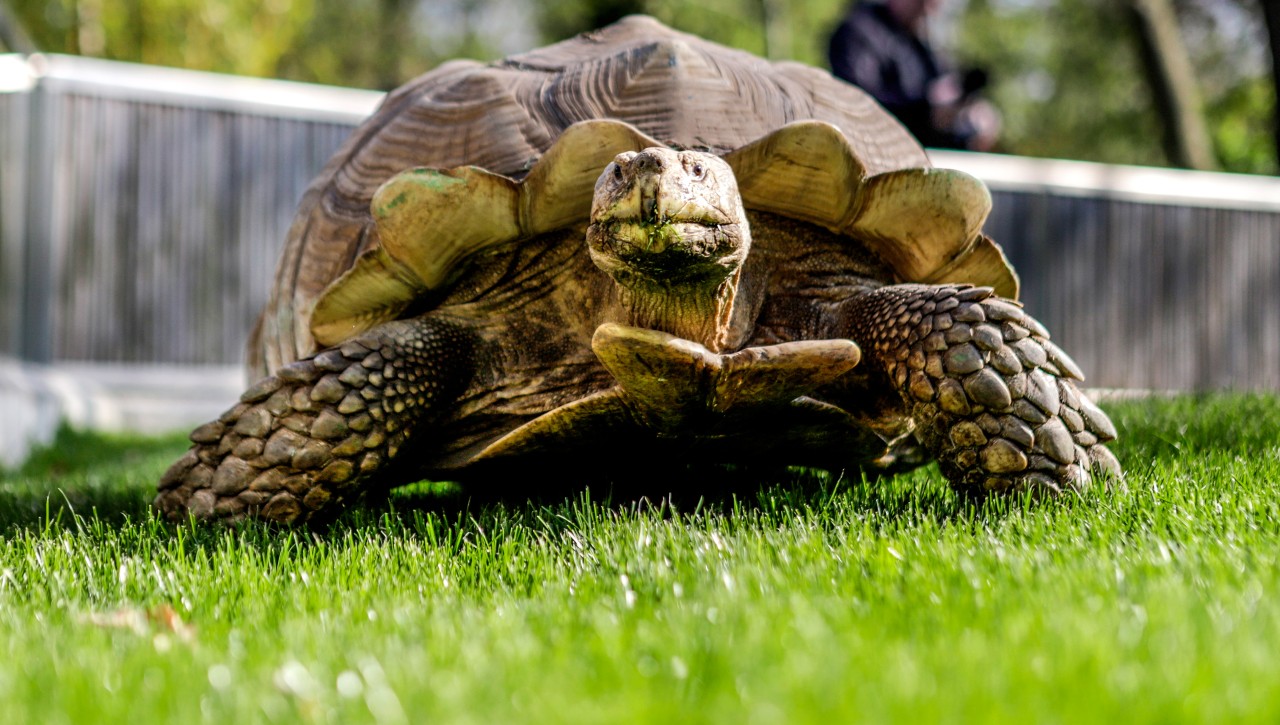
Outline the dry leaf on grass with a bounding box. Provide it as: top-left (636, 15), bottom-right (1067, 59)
top-left (81, 604), bottom-right (196, 646)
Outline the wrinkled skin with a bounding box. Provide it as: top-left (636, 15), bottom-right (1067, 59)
top-left (155, 149), bottom-right (1119, 524)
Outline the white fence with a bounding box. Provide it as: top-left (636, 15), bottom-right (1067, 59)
top-left (0, 54), bottom-right (381, 365)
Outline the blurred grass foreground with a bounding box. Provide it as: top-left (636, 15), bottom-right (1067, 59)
top-left (1, 393), bottom-right (1280, 723)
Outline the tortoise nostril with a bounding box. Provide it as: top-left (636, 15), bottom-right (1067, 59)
top-left (633, 152), bottom-right (663, 174)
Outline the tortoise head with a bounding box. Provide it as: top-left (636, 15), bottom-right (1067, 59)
top-left (587, 148), bottom-right (749, 293)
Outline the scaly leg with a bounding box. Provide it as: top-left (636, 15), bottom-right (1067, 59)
top-left (154, 316), bottom-right (476, 523)
top-left (845, 284), bottom-right (1121, 495)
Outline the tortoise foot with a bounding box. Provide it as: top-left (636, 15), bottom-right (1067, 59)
top-left (852, 284), bottom-right (1122, 496)
top-left (591, 323), bottom-right (861, 423)
top-left (477, 325), bottom-right (868, 462)
top-left (154, 318), bottom-right (470, 524)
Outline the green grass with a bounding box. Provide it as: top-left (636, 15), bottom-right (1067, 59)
top-left (2, 394), bottom-right (1280, 723)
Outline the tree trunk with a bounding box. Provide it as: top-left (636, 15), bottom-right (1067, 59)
top-left (0, 0), bottom-right (37, 53)
top-left (376, 0), bottom-right (412, 90)
top-left (761, 0), bottom-right (790, 60)
top-left (1262, 0), bottom-right (1280, 173)
top-left (1127, 0), bottom-right (1217, 170)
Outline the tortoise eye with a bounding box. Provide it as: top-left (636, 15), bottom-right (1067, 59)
top-left (612, 163), bottom-right (624, 182)
top-left (690, 163), bottom-right (705, 180)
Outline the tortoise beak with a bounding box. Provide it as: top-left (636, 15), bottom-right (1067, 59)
top-left (631, 151), bottom-right (662, 223)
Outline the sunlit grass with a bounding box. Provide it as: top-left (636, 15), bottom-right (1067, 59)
top-left (1, 394), bottom-right (1278, 723)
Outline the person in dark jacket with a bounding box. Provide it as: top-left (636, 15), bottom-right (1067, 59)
top-left (828, 0), bottom-right (1000, 150)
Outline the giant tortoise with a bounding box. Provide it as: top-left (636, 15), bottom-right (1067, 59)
top-left (155, 16), bottom-right (1119, 523)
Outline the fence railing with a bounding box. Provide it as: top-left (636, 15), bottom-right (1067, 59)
top-left (0, 54), bottom-right (380, 366)
top-left (3, 53), bottom-right (1279, 391)
top-left (931, 150), bottom-right (1280, 392)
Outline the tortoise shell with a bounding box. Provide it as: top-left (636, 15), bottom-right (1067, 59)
top-left (248, 15), bottom-right (1015, 377)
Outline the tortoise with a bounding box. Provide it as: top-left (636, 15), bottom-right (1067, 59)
top-left (155, 16), bottom-right (1120, 524)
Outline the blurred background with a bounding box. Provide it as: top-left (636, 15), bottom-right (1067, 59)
top-left (3, 0), bottom-right (1277, 173)
top-left (2, 0), bottom-right (1279, 466)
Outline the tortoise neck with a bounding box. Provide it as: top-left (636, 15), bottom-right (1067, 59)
top-left (615, 270), bottom-right (740, 353)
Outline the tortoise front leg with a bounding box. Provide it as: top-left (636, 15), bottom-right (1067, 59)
top-left (154, 316), bottom-right (476, 524)
top-left (845, 284), bottom-right (1121, 495)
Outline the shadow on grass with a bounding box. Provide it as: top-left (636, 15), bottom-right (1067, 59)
top-left (0, 424), bottom-right (191, 532)
top-left (368, 393), bottom-right (1280, 532)
top-left (6, 424), bottom-right (190, 480)
top-left (5, 393), bottom-right (1274, 540)
top-left (347, 462), bottom-right (977, 542)
top-left (0, 424), bottom-right (970, 541)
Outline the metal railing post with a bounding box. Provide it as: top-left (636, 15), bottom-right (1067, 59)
top-left (18, 72), bottom-right (52, 363)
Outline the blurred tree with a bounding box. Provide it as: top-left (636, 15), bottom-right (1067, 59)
top-left (1263, 0), bottom-right (1280, 169)
top-left (953, 0), bottom-right (1162, 165)
top-left (953, 0), bottom-right (1276, 173)
top-left (0, 0), bottom-right (36, 52)
top-left (534, 0), bottom-right (846, 64)
top-left (1128, 0), bottom-right (1216, 169)
top-left (537, 0), bottom-right (647, 44)
top-left (0, 0), bottom-right (531, 89)
top-left (1186, 0), bottom-right (1275, 174)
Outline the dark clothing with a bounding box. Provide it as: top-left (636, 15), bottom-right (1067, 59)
top-left (828, 2), bottom-right (969, 149)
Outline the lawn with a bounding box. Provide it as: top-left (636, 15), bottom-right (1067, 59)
top-left (2, 394), bottom-right (1279, 723)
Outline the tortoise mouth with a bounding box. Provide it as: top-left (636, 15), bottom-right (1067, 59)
top-left (586, 220), bottom-right (747, 288)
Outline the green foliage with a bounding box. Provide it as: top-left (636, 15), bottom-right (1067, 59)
top-left (1184, 0), bottom-right (1278, 174)
top-left (956, 0), bottom-right (1165, 166)
top-left (954, 0), bottom-right (1276, 173)
top-left (3, 394), bottom-right (1280, 722)
top-left (1208, 76), bottom-right (1277, 174)
top-left (535, 0), bottom-right (849, 65)
top-left (4, 0), bottom-right (491, 88)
